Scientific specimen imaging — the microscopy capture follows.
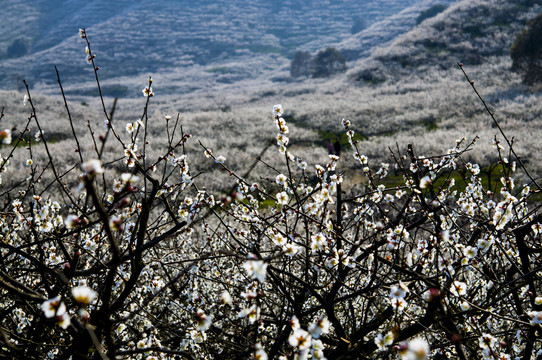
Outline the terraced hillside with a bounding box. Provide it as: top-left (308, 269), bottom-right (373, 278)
top-left (1, 0), bottom-right (542, 192)
top-left (0, 0), bottom-right (446, 93)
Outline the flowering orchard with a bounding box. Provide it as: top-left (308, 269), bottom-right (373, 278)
top-left (0, 29), bottom-right (541, 360)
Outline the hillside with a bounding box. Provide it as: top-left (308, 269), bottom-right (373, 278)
top-left (1, 0), bottom-right (542, 192)
top-left (0, 0), bottom-right (433, 93)
top-left (350, 0), bottom-right (542, 80)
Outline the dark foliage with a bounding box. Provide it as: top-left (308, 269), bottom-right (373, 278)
top-left (290, 50), bottom-right (314, 78)
top-left (312, 47), bottom-right (347, 78)
top-left (416, 4), bottom-right (448, 25)
top-left (511, 13), bottom-right (542, 83)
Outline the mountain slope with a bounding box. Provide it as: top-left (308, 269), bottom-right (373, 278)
top-left (2, 0), bottom-right (542, 191)
top-left (0, 0), bottom-right (430, 91)
top-left (350, 0), bottom-right (542, 81)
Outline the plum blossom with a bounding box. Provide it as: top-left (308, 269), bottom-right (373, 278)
top-left (273, 104), bottom-right (283, 118)
top-left (64, 214), bottom-right (80, 230)
top-left (72, 285), bottom-right (98, 305)
top-left (71, 286), bottom-right (98, 305)
top-left (220, 290), bottom-right (232, 305)
top-left (276, 174), bottom-right (288, 186)
top-left (390, 282), bottom-right (408, 299)
top-left (57, 312), bottom-right (71, 329)
top-left (308, 316), bottom-right (330, 339)
top-left (450, 281), bottom-right (467, 297)
top-left (0, 129), bottom-right (11, 145)
top-left (289, 328), bottom-right (312, 350)
top-left (401, 338), bottom-right (429, 360)
top-left (195, 309), bottom-right (212, 332)
top-left (41, 296), bottom-right (66, 318)
top-left (243, 258), bottom-right (267, 283)
top-left (142, 86), bottom-right (154, 97)
top-left (528, 311), bottom-right (542, 325)
top-left (479, 333), bottom-right (497, 350)
top-left (238, 304), bottom-right (260, 323)
top-left (276, 191), bottom-right (289, 205)
top-left (375, 332), bottom-right (394, 350)
top-left (419, 175), bottom-right (431, 189)
top-left (82, 159), bottom-right (104, 177)
top-left (254, 343), bottom-right (268, 360)
top-left (311, 339), bottom-right (326, 360)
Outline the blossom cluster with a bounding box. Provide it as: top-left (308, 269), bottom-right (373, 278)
top-left (0, 30), bottom-right (541, 359)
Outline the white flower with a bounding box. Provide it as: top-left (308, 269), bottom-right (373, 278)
top-left (215, 155), bottom-right (226, 164)
top-left (182, 174), bottom-right (192, 183)
top-left (479, 333), bottom-right (496, 350)
top-left (41, 296), bottom-right (66, 318)
top-left (311, 232), bottom-right (327, 252)
top-left (289, 328), bottom-right (312, 350)
top-left (419, 175), bottom-right (431, 189)
top-left (195, 309), bottom-right (212, 332)
top-left (308, 317), bottom-right (330, 339)
top-left (254, 343), bottom-right (268, 360)
top-left (450, 281), bottom-right (467, 297)
top-left (276, 174), bottom-right (288, 186)
top-left (116, 323), bottom-right (127, 334)
top-left (375, 332), bottom-right (394, 350)
top-left (57, 312), bottom-right (71, 329)
top-left (403, 338), bottom-right (429, 360)
top-left (120, 173), bottom-right (139, 184)
top-left (126, 122), bottom-right (135, 133)
top-left (243, 258), bottom-right (267, 283)
top-left (276, 133), bottom-right (289, 146)
top-left (311, 339), bottom-right (326, 359)
top-left (391, 297), bottom-right (407, 311)
top-left (276, 191), bottom-right (289, 205)
top-left (71, 286), bottom-right (98, 305)
top-left (528, 311), bottom-right (542, 325)
top-left (0, 129), bottom-right (11, 145)
top-left (463, 246), bottom-right (478, 259)
top-left (283, 243), bottom-right (300, 257)
top-left (390, 282), bottom-right (408, 299)
top-left (273, 104), bottom-right (283, 118)
top-left (238, 304), bottom-right (260, 323)
top-left (220, 290), bottom-right (232, 305)
top-left (109, 216), bottom-right (123, 231)
top-left (290, 315), bottom-right (300, 330)
top-left (273, 233), bottom-right (287, 246)
top-left (142, 86), bottom-right (154, 97)
top-left (82, 159), bottom-right (104, 177)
